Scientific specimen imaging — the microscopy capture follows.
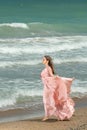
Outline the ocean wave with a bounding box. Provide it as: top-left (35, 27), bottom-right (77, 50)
top-left (0, 35), bottom-right (87, 44)
top-left (0, 57), bottom-right (87, 68)
top-left (0, 23), bottom-right (29, 29)
top-left (0, 89), bottom-right (42, 109)
top-left (0, 22), bottom-right (87, 38)
top-left (0, 98), bottom-right (16, 108)
top-left (54, 58), bottom-right (87, 64)
top-left (0, 85), bottom-right (87, 109)
top-left (0, 78), bottom-right (86, 109)
top-left (0, 36), bottom-right (87, 55)
top-left (0, 61), bottom-right (41, 67)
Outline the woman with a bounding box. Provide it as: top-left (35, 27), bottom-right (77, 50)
top-left (41, 55), bottom-right (75, 121)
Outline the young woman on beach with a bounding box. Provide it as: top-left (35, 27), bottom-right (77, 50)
top-left (41, 55), bottom-right (75, 121)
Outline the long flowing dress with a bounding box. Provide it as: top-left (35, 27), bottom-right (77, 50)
top-left (41, 66), bottom-right (75, 120)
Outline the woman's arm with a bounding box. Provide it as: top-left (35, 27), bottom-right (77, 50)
top-left (47, 66), bottom-right (54, 77)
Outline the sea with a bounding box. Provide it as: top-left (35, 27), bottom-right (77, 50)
top-left (0, 0), bottom-right (87, 122)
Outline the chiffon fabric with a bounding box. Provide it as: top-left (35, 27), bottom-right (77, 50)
top-left (41, 67), bottom-right (75, 120)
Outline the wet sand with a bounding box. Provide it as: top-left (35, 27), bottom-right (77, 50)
top-left (0, 96), bottom-right (87, 130)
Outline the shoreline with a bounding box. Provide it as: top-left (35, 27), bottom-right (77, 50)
top-left (0, 96), bottom-right (87, 123)
top-left (0, 96), bottom-right (87, 130)
top-left (0, 108), bottom-right (87, 130)
top-left (0, 105), bottom-right (44, 123)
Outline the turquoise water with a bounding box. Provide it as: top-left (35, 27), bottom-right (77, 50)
top-left (0, 0), bottom-right (87, 34)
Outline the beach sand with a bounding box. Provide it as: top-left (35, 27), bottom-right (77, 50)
top-left (0, 97), bottom-right (87, 130)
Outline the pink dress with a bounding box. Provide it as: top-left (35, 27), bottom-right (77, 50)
top-left (41, 66), bottom-right (75, 120)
